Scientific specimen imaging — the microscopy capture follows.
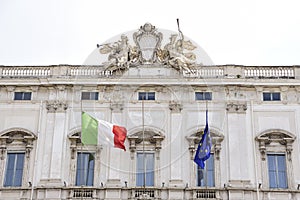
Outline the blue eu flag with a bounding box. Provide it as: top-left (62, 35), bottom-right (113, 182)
top-left (194, 110), bottom-right (212, 169)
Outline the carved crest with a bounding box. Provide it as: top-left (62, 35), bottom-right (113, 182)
top-left (133, 23), bottom-right (163, 64)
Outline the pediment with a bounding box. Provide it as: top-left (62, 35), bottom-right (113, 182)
top-left (256, 129), bottom-right (295, 144)
top-left (0, 128), bottom-right (36, 145)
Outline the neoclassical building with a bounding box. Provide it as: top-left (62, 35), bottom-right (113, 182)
top-left (0, 23), bottom-right (300, 200)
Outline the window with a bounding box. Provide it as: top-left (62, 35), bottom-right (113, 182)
top-left (197, 154), bottom-right (214, 187)
top-left (138, 92), bottom-right (155, 100)
top-left (195, 92), bottom-right (212, 101)
top-left (267, 154), bottom-right (287, 189)
top-left (4, 153), bottom-right (25, 187)
top-left (76, 152), bottom-right (95, 186)
top-left (81, 92), bottom-right (99, 100)
top-left (136, 153), bottom-right (154, 186)
top-left (263, 92), bottom-right (281, 101)
top-left (14, 92), bottom-right (32, 100)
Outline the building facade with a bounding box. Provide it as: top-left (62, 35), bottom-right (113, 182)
top-left (0, 23), bottom-right (300, 200)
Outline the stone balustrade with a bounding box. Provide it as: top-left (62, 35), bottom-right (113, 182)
top-left (244, 67), bottom-right (295, 79)
top-left (0, 65), bottom-right (298, 79)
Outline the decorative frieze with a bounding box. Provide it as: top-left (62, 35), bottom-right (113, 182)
top-left (46, 100), bottom-right (68, 113)
top-left (226, 102), bottom-right (247, 113)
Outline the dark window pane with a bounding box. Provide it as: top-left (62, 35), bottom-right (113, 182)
top-left (195, 92), bottom-right (204, 100)
top-left (263, 93), bottom-right (271, 101)
top-left (205, 92), bottom-right (212, 100)
top-left (272, 93), bottom-right (281, 101)
top-left (138, 92), bottom-right (155, 101)
top-left (81, 92), bottom-right (98, 100)
top-left (23, 92), bottom-right (32, 100)
top-left (138, 92), bottom-right (146, 100)
top-left (147, 92), bottom-right (155, 100)
top-left (14, 92), bottom-right (32, 100)
top-left (14, 92), bottom-right (23, 100)
top-left (195, 92), bottom-right (212, 101)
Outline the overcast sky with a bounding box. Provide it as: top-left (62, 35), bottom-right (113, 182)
top-left (0, 0), bottom-right (300, 66)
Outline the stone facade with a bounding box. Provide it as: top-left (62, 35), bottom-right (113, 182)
top-left (0, 24), bottom-right (300, 200)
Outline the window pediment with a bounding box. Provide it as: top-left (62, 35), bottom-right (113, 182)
top-left (0, 128), bottom-right (36, 145)
top-left (0, 128), bottom-right (37, 160)
top-left (127, 127), bottom-right (165, 159)
top-left (186, 129), bottom-right (224, 160)
top-left (256, 129), bottom-right (295, 161)
top-left (256, 129), bottom-right (295, 145)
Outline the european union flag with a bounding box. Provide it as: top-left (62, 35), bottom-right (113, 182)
top-left (194, 110), bottom-right (212, 169)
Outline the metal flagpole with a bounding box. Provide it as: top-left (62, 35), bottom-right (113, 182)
top-left (80, 100), bottom-right (84, 188)
top-left (205, 101), bottom-right (208, 189)
top-left (142, 96), bottom-right (146, 195)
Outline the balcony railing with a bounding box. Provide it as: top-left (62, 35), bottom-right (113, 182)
top-left (1, 67), bottom-right (51, 77)
top-left (0, 65), bottom-right (297, 80)
top-left (244, 67), bottom-right (295, 79)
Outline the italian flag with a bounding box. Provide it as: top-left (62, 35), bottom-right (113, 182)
top-left (81, 112), bottom-right (127, 151)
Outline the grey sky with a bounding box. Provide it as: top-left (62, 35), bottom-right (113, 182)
top-left (0, 0), bottom-right (299, 66)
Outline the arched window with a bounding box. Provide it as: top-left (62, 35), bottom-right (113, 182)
top-left (0, 128), bottom-right (37, 187)
top-left (68, 130), bottom-right (101, 187)
top-left (186, 129), bottom-right (224, 188)
top-left (256, 129), bottom-right (296, 189)
top-left (127, 127), bottom-right (164, 188)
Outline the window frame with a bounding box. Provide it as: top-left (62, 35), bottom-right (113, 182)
top-left (75, 152), bottom-right (95, 186)
top-left (4, 152), bottom-right (25, 187)
top-left (256, 129), bottom-right (295, 189)
top-left (263, 92), bottom-right (281, 101)
top-left (267, 153), bottom-right (288, 189)
top-left (195, 92), bottom-right (212, 101)
top-left (136, 152), bottom-right (155, 187)
top-left (197, 154), bottom-right (215, 187)
top-left (14, 92), bottom-right (32, 100)
top-left (138, 92), bottom-right (155, 101)
top-left (81, 92), bottom-right (99, 100)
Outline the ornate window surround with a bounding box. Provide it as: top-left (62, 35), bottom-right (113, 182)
top-left (127, 126), bottom-right (165, 187)
top-left (186, 127), bottom-right (224, 188)
top-left (0, 128), bottom-right (37, 187)
top-left (68, 129), bottom-right (101, 187)
top-left (255, 129), bottom-right (296, 189)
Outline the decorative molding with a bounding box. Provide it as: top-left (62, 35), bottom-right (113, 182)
top-left (110, 102), bottom-right (124, 112)
top-left (0, 128), bottom-right (36, 159)
top-left (6, 86), bottom-right (15, 92)
top-left (256, 129), bottom-right (296, 161)
top-left (127, 131), bottom-right (165, 160)
top-left (226, 102), bottom-right (247, 113)
top-left (46, 100), bottom-right (68, 113)
top-left (133, 23), bottom-right (162, 64)
top-left (186, 130), bottom-right (224, 160)
top-left (169, 101), bottom-right (182, 113)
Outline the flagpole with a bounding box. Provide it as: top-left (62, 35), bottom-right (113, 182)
top-left (142, 96), bottom-right (146, 194)
top-left (80, 100), bottom-right (83, 187)
top-left (205, 100), bottom-right (208, 188)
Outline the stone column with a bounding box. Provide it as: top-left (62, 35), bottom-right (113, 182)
top-left (106, 103), bottom-right (124, 187)
top-left (226, 102), bottom-right (250, 184)
top-left (40, 100), bottom-right (68, 185)
top-left (169, 101), bottom-right (183, 187)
